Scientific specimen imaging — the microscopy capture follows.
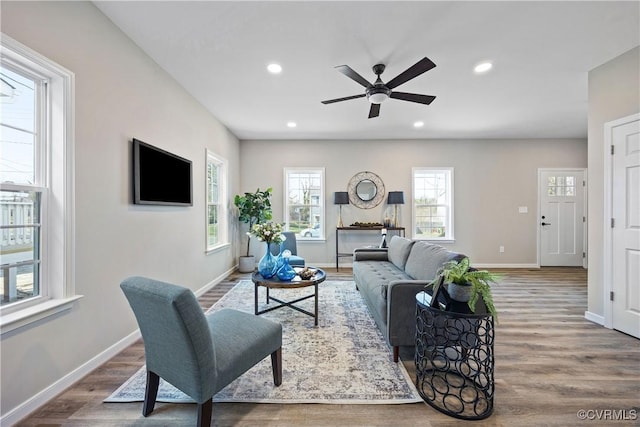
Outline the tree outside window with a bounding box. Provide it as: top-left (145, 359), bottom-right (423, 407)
top-left (412, 168), bottom-right (454, 240)
top-left (284, 168), bottom-right (324, 239)
top-left (206, 150), bottom-right (228, 251)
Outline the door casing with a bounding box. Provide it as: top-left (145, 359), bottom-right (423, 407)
top-left (537, 168), bottom-right (587, 268)
top-left (603, 112), bottom-right (640, 334)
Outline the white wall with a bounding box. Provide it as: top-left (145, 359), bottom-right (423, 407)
top-left (587, 46), bottom-right (640, 320)
top-left (240, 138), bottom-right (587, 266)
top-left (1, 1), bottom-right (241, 421)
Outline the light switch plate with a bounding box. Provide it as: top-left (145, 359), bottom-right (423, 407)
top-left (518, 206), bottom-right (528, 213)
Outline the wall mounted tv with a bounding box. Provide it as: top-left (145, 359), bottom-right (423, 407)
top-left (132, 138), bottom-right (193, 206)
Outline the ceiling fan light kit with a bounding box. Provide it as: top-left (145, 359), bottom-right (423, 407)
top-left (322, 57), bottom-right (437, 119)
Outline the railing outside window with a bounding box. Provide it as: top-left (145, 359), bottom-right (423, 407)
top-left (1, 190), bottom-right (41, 305)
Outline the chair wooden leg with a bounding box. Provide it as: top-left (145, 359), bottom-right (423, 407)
top-left (271, 347), bottom-right (282, 386)
top-left (197, 399), bottom-right (212, 427)
top-left (393, 346), bottom-right (399, 363)
top-left (143, 370), bottom-right (159, 417)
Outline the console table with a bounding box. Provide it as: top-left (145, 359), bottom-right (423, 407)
top-left (335, 226), bottom-right (405, 270)
top-left (415, 291), bottom-right (495, 420)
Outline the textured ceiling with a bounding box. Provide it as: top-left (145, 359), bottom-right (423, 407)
top-left (95, 1), bottom-right (640, 140)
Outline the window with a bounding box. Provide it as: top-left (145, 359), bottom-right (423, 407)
top-left (206, 150), bottom-right (228, 251)
top-left (547, 175), bottom-right (575, 197)
top-left (1, 34), bottom-right (78, 334)
top-left (412, 168), bottom-right (454, 241)
top-left (284, 168), bottom-right (324, 240)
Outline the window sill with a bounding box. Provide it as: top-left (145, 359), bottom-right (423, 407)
top-left (413, 238), bottom-right (456, 244)
top-left (0, 295), bottom-right (83, 335)
top-left (206, 242), bottom-right (231, 255)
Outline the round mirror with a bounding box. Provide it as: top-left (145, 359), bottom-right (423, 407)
top-left (347, 171), bottom-right (385, 209)
top-left (356, 179), bottom-right (377, 201)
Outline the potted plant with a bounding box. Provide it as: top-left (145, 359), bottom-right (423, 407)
top-left (432, 257), bottom-right (500, 319)
top-left (234, 188), bottom-right (273, 272)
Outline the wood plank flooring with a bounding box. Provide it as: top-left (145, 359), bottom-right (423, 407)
top-left (16, 268), bottom-right (640, 426)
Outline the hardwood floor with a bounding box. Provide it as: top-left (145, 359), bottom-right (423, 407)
top-left (16, 268), bottom-right (640, 426)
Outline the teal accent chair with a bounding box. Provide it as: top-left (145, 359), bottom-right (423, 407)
top-left (120, 276), bottom-right (282, 427)
top-left (280, 231), bottom-right (305, 267)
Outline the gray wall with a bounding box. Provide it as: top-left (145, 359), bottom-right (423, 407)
top-left (1, 1), bottom-right (241, 420)
top-left (587, 46), bottom-right (640, 320)
top-left (240, 138), bottom-right (587, 266)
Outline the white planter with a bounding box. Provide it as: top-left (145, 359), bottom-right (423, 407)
top-left (238, 256), bottom-right (255, 273)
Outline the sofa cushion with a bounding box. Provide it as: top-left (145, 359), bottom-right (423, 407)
top-left (353, 260), bottom-right (412, 335)
top-left (404, 241), bottom-right (463, 281)
top-left (387, 236), bottom-right (415, 271)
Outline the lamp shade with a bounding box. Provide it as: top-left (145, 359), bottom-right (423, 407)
top-left (334, 191), bottom-right (349, 205)
top-left (387, 191), bottom-right (404, 205)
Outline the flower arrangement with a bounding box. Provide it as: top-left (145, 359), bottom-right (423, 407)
top-left (251, 222), bottom-right (286, 246)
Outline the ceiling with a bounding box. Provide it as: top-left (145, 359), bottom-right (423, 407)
top-left (94, 1), bottom-right (640, 140)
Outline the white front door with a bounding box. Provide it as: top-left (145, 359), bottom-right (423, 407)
top-left (611, 117), bottom-right (640, 338)
top-left (539, 169), bottom-right (586, 266)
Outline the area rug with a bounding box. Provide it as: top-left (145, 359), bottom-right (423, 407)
top-left (105, 280), bottom-right (422, 404)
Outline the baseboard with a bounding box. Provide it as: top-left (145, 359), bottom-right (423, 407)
top-left (309, 262), bottom-right (337, 269)
top-left (1, 329), bottom-right (141, 427)
top-left (2, 268), bottom-right (234, 427)
top-left (584, 311), bottom-right (605, 326)
top-left (195, 266), bottom-right (236, 297)
top-left (467, 263), bottom-right (540, 269)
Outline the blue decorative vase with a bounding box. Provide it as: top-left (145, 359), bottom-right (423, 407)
top-left (258, 242), bottom-right (278, 278)
top-left (276, 250), bottom-right (296, 281)
top-left (274, 247), bottom-right (284, 272)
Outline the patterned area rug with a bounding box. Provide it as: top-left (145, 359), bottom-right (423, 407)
top-left (105, 280), bottom-right (422, 404)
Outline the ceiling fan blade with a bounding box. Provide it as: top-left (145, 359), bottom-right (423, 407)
top-left (321, 93), bottom-right (366, 104)
top-left (368, 103), bottom-right (380, 119)
top-left (385, 57), bottom-right (436, 90)
top-left (335, 65), bottom-right (373, 88)
top-left (389, 92), bottom-right (436, 105)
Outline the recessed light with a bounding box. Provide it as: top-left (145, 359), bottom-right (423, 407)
top-left (267, 63), bottom-right (282, 74)
top-left (413, 121), bottom-right (424, 128)
top-left (287, 121), bottom-right (297, 128)
top-left (474, 61), bottom-right (493, 74)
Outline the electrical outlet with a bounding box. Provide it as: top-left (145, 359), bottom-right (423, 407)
top-left (499, 246), bottom-right (505, 253)
top-left (518, 206), bottom-right (528, 213)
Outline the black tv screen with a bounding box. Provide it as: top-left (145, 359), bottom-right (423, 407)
top-left (132, 138), bottom-right (193, 206)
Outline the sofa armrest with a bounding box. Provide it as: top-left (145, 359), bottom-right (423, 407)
top-left (386, 280), bottom-right (433, 347)
top-left (353, 248), bottom-right (389, 262)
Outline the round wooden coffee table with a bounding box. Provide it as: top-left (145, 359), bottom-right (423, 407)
top-left (251, 267), bottom-right (326, 326)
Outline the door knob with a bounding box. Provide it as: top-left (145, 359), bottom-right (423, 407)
top-left (541, 222), bottom-right (551, 226)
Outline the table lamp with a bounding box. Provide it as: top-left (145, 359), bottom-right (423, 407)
top-left (387, 191), bottom-right (404, 228)
top-left (334, 192), bottom-right (349, 228)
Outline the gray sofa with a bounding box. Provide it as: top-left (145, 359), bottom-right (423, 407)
top-left (352, 235), bottom-right (465, 362)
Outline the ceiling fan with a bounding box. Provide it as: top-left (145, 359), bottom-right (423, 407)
top-left (321, 57), bottom-right (437, 119)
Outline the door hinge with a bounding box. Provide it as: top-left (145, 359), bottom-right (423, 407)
top-left (611, 144), bottom-right (615, 155)
top-left (582, 252), bottom-right (586, 258)
top-left (611, 218), bottom-right (615, 228)
top-left (610, 291), bottom-right (614, 301)
top-left (582, 180), bottom-right (586, 187)
top-left (583, 216), bottom-right (586, 223)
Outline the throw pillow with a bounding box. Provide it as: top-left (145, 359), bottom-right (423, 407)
top-left (387, 236), bottom-right (415, 270)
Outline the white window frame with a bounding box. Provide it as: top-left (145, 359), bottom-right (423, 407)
top-left (205, 149), bottom-right (229, 253)
top-left (1, 34), bottom-right (79, 335)
top-left (284, 167), bottom-right (325, 241)
top-left (412, 167), bottom-right (454, 242)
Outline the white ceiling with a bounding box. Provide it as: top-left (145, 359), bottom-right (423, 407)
top-left (94, 1), bottom-right (639, 140)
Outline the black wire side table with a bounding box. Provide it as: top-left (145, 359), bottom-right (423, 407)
top-left (415, 291), bottom-right (495, 420)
